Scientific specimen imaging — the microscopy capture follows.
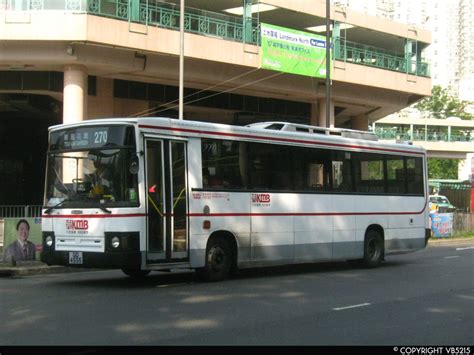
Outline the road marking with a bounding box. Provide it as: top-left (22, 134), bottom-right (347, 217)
top-left (444, 256), bottom-right (460, 259)
top-left (333, 303), bottom-right (371, 311)
top-left (156, 283), bottom-right (192, 288)
top-left (456, 246), bottom-right (474, 251)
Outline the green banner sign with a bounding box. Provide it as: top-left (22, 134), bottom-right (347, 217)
top-left (261, 23), bottom-right (330, 78)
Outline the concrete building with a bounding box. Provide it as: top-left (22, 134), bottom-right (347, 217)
top-left (338, 0), bottom-right (474, 101)
top-left (0, 0), bottom-right (431, 205)
top-left (458, 0), bottom-right (474, 102)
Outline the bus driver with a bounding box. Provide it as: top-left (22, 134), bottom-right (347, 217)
top-left (89, 159), bottom-right (113, 200)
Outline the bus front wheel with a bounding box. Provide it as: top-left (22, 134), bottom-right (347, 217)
top-left (196, 238), bottom-right (232, 282)
top-left (362, 229), bottom-right (384, 268)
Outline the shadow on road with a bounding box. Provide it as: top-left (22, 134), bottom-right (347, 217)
top-left (52, 258), bottom-right (408, 289)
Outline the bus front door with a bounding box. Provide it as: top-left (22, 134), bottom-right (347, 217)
top-left (145, 139), bottom-right (188, 263)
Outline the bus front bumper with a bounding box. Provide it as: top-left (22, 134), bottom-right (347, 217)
top-left (40, 249), bottom-right (142, 269)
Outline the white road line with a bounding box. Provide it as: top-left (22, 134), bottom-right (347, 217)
top-left (456, 246), bottom-right (474, 251)
top-left (333, 303), bottom-right (371, 311)
top-left (444, 256), bottom-right (460, 259)
top-left (156, 283), bottom-right (193, 288)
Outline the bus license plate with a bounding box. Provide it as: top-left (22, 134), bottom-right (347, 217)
top-left (69, 251), bottom-right (83, 265)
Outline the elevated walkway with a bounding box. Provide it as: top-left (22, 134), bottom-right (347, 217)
top-left (373, 117), bottom-right (474, 159)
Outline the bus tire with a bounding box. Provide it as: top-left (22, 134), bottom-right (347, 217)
top-left (196, 238), bottom-right (232, 282)
top-left (122, 269), bottom-right (151, 278)
top-left (362, 229), bottom-right (384, 268)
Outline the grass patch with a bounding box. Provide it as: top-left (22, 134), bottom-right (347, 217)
top-left (451, 232), bottom-right (474, 238)
top-left (431, 231), bottom-right (474, 240)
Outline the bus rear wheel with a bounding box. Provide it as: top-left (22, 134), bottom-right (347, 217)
top-left (122, 269), bottom-right (151, 278)
top-left (196, 238), bottom-right (232, 282)
top-left (362, 229), bottom-right (384, 268)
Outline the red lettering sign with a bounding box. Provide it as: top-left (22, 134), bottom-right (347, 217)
top-left (66, 220), bottom-right (89, 230)
top-left (252, 193), bottom-right (271, 203)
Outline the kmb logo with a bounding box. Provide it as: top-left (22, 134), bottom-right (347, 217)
top-left (252, 193), bottom-right (271, 203)
top-left (66, 220), bottom-right (89, 230)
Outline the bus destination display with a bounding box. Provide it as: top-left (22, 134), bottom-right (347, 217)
top-left (50, 126), bottom-right (134, 150)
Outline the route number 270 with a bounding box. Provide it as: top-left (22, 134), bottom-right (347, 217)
top-left (94, 131), bottom-right (108, 144)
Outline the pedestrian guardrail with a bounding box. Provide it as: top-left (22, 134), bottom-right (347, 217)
top-left (0, 205), bottom-right (42, 218)
top-left (334, 39), bottom-right (430, 78)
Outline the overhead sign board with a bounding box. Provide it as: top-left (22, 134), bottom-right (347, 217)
top-left (260, 23), bottom-right (330, 78)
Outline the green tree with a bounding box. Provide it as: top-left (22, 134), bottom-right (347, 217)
top-left (428, 158), bottom-right (460, 179)
top-left (415, 85), bottom-right (473, 120)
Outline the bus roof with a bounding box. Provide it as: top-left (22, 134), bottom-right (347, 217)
top-left (49, 117), bottom-right (426, 156)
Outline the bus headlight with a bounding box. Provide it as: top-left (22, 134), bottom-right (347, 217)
top-left (111, 237), bottom-right (120, 249)
top-left (105, 232), bottom-right (139, 252)
top-left (46, 236), bottom-right (53, 247)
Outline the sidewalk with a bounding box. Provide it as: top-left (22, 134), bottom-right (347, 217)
top-left (428, 236), bottom-right (474, 245)
top-left (0, 260), bottom-right (90, 277)
top-left (0, 253), bottom-right (93, 277)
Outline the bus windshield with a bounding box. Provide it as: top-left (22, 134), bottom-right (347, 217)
top-left (44, 125), bottom-right (139, 209)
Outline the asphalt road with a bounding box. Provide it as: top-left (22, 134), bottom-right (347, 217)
top-left (0, 240), bottom-right (472, 346)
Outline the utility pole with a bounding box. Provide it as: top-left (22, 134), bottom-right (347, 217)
top-left (179, 0), bottom-right (184, 120)
top-left (325, 0), bottom-right (331, 128)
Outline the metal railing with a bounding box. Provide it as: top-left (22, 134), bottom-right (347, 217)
top-left (334, 39), bottom-right (430, 77)
top-left (136, 2), bottom-right (259, 43)
top-left (1, 0), bottom-right (88, 11)
top-left (374, 129), bottom-right (473, 143)
top-left (0, 205), bottom-right (42, 218)
top-left (0, 0), bottom-right (258, 43)
top-left (453, 213), bottom-right (473, 232)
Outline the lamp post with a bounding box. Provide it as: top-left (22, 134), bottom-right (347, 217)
top-left (325, 0), bottom-right (331, 128)
top-left (179, 0), bottom-right (184, 120)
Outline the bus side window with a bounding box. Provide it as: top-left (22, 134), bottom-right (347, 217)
top-left (406, 158), bottom-right (424, 195)
top-left (308, 163), bottom-right (325, 191)
top-left (332, 151), bottom-right (352, 192)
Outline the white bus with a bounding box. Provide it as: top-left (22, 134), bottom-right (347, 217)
top-left (41, 117), bottom-right (430, 280)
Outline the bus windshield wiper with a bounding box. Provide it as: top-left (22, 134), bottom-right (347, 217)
top-left (44, 199), bottom-right (112, 214)
top-left (43, 198), bottom-right (73, 214)
top-left (98, 206), bottom-right (112, 214)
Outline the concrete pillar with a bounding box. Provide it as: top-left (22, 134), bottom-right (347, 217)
top-left (317, 98), bottom-right (335, 128)
top-left (333, 21), bottom-right (341, 60)
top-left (405, 39), bottom-right (416, 74)
top-left (130, 0), bottom-right (140, 22)
top-left (243, 0), bottom-right (253, 43)
top-left (352, 114), bottom-right (369, 131)
top-left (63, 65), bottom-right (88, 124)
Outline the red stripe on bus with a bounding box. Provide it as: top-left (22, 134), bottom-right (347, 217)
top-left (188, 211), bottom-right (425, 217)
top-left (41, 213), bottom-right (147, 219)
top-left (138, 124), bottom-right (424, 155)
top-left (41, 211), bottom-right (424, 219)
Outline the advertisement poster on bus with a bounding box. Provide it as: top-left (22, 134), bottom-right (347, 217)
top-left (430, 213), bottom-right (453, 238)
top-left (260, 23), bottom-right (330, 78)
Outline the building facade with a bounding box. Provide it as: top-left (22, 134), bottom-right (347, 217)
top-left (338, 0), bottom-right (474, 101)
top-left (0, 0), bottom-right (431, 205)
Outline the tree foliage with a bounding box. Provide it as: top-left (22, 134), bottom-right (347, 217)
top-left (428, 158), bottom-right (460, 179)
top-left (415, 85), bottom-right (473, 120)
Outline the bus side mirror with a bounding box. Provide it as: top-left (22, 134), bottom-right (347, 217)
top-left (129, 155), bottom-right (139, 174)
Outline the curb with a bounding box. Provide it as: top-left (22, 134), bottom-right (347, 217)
top-left (428, 237), bottom-right (474, 245)
top-left (0, 264), bottom-right (92, 277)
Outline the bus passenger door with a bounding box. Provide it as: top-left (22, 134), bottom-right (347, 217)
top-left (145, 139), bottom-right (188, 263)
